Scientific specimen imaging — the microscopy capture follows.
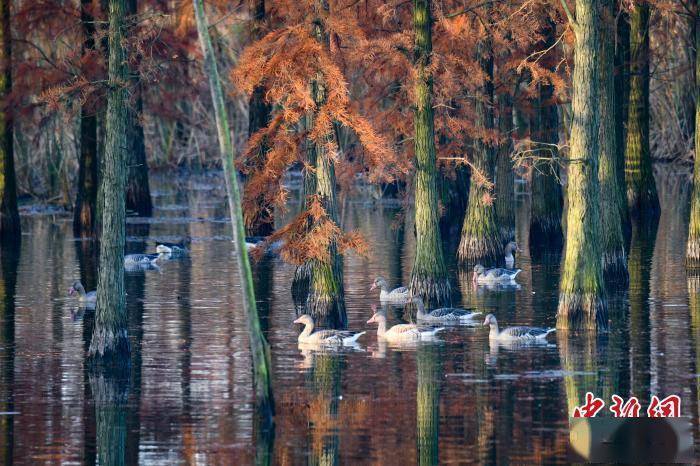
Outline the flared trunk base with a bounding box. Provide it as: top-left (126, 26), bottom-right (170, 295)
top-left (686, 238), bottom-right (700, 267)
top-left (602, 249), bottom-right (629, 285)
top-left (291, 262), bottom-right (312, 309)
top-left (556, 292), bottom-right (608, 331)
top-left (409, 273), bottom-right (451, 307)
top-left (457, 235), bottom-right (501, 265)
top-left (88, 328), bottom-right (131, 368)
top-left (529, 217), bottom-right (563, 251)
top-left (305, 293), bottom-right (347, 329)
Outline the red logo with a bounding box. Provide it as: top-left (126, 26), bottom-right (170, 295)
top-left (572, 392), bottom-right (605, 418)
top-left (647, 395), bottom-right (681, 418)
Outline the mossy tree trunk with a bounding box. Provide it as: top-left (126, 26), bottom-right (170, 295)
top-left (88, 0), bottom-right (131, 365)
top-left (529, 19), bottom-right (563, 250)
top-left (193, 0), bottom-right (274, 425)
top-left (686, 0), bottom-right (700, 265)
top-left (599, 0), bottom-right (628, 282)
top-left (410, 0), bottom-right (450, 306)
top-left (74, 0), bottom-right (100, 238)
top-left (124, 0), bottom-right (152, 217)
top-left (614, 3), bottom-right (631, 243)
top-left (495, 93), bottom-right (515, 244)
top-left (244, 0), bottom-right (274, 237)
top-left (624, 1), bottom-right (659, 220)
top-left (458, 42), bottom-right (501, 265)
top-left (303, 0), bottom-right (346, 328)
top-left (0, 0), bottom-right (19, 243)
top-left (557, 0), bottom-right (607, 331)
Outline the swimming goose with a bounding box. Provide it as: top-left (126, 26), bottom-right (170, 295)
top-left (294, 315), bottom-right (365, 345)
top-left (370, 277), bottom-right (409, 302)
top-left (156, 242), bottom-right (188, 255)
top-left (473, 264), bottom-right (521, 284)
top-left (483, 314), bottom-right (555, 342)
top-left (504, 241), bottom-right (521, 268)
top-left (412, 297), bottom-right (482, 324)
top-left (124, 253), bottom-right (162, 267)
top-left (68, 280), bottom-right (96, 306)
top-left (366, 311), bottom-right (445, 343)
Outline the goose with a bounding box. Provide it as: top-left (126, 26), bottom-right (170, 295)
top-left (504, 241), bottom-right (521, 268)
top-left (412, 297), bottom-right (482, 324)
top-left (294, 314), bottom-right (365, 346)
top-left (473, 264), bottom-right (521, 284)
top-left (156, 241), bottom-right (188, 255)
top-left (370, 277), bottom-right (409, 302)
top-left (366, 310), bottom-right (445, 343)
top-left (68, 280), bottom-right (96, 306)
top-left (483, 314), bottom-right (555, 342)
top-left (124, 253), bottom-right (162, 267)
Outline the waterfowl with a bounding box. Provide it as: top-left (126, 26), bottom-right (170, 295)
top-left (294, 315), bottom-right (365, 346)
top-left (483, 314), bottom-right (555, 342)
top-left (366, 311), bottom-right (445, 343)
top-left (370, 277), bottom-right (409, 302)
top-left (156, 242), bottom-right (188, 255)
top-left (412, 297), bottom-right (482, 324)
top-left (504, 241), bottom-right (521, 268)
top-left (124, 253), bottom-right (161, 267)
top-left (68, 280), bottom-right (96, 306)
top-left (472, 264), bottom-right (521, 284)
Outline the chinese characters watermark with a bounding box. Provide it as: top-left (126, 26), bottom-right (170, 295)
top-left (572, 392), bottom-right (681, 418)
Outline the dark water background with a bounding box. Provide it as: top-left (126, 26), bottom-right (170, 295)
top-left (0, 166), bottom-right (698, 464)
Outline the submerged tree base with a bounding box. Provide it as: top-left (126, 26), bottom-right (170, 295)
top-left (687, 239), bottom-right (700, 267)
top-left (409, 274), bottom-right (451, 307)
top-left (602, 250), bottom-right (629, 285)
top-left (291, 262), bottom-right (312, 310)
top-left (457, 234), bottom-right (501, 265)
top-left (305, 293), bottom-right (346, 329)
top-left (88, 328), bottom-right (131, 368)
top-left (556, 292), bottom-right (608, 331)
top-left (529, 217), bottom-right (563, 252)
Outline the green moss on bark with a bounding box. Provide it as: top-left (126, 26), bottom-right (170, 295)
top-left (599, 0), bottom-right (628, 283)
top-left (687, 0), bottom-right (700, 266)
top-left (409, 0), bottom-right (450, 306)
top-left (624, 2), bottom-right (659, 220)
top-left (556, 0), bottom-right (607, 331)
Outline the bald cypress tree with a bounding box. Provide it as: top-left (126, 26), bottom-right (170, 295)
top-left (458, 41), bottom-right (501, 264)
top-left (74, 0), bottom-right (99, 238)
top-left (557, 0), bottom-right (607, 330)
top-left (0, 0), bottom-right (19, 243)
top-left (88, 0), bottom-right (130, 364)
top-left (687, 0), bottom-right (700, 265)
top-left (624, 1), bottom-right (659, 221)
top-left (410, 0), bottom-right (450, 305)
top-left (599, 0), bottom-right (628, 281)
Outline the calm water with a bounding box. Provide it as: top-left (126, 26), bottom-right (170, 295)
top-left (0, 167), bottom-right (699, 464)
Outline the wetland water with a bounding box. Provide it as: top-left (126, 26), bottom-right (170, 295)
top-left (0, 168), bottom-right (698, 464)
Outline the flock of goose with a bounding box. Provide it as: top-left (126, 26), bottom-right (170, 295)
top-left (294, 241), bottom-right (556, 349)
top-left (66, 238), bottom-right (555, 350)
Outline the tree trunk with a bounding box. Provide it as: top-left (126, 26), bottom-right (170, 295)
top-left (74, 0), bottom-right (100, 238)
top-left (529, 19), bottom-right (563, 250)
top-left (495, 92), bottom-right (515, 244)
top-left (687, 0), bottom-right (700, 265)
top-left (557, 0), bottom-right (607, 330)
top-left (300, 0), bottom-right (346, 328)
top-left (614, 2), bottom-right (631, 243)
top-left (599, 0), bottom-right (628, 283)
top-left (625, 1), bottom-right (659, 221)
top-left (458, 43), bottom-right (501, 265)
top-left (409, 0), bottom-right (450, 306)
top-left (124, 0), bottom-right (152, 217)
top-left (193, 0), bottom-right (274, 425)
top-left (0, 0), bottom-right (19, 243)
top-left (244, 0), bottom-right (274, 237)
top-left (88, 0), bottom-right (130, 365)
